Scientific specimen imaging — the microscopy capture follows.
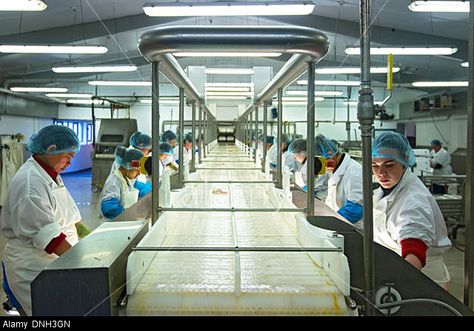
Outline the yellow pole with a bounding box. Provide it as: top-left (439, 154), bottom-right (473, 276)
top-left (387, 53), bottom-right (393, 91)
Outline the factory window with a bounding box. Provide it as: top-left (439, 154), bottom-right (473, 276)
top-left (54, 120), bottom-right (93, 145)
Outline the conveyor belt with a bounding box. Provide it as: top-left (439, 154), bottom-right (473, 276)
top-left (124, 142), bottom-right (355, 315)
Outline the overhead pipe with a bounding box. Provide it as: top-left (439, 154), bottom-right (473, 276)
top-left (358, 0), bottom-right (376, 316)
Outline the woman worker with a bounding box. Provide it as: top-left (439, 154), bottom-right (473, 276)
top-left (0, 125), bottom-right (88, 315)
top-left (314, 134), bottom-right (364, 226)
top-left (267, 134), bottom-right (300, 172)
top-left (110, 131), bottom-right (152, 178)
top-left (99, 146), bottom-right (151, 220)
top-left (372, 132), bottom-right (452, 289)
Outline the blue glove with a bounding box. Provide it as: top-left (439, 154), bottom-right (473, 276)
top-left (134, 180), bottom-right (152, 198)
top-left (101, 198), bottom-right (124, 220)
top-left (270, 163), bottom-right (277, 169)
top-left (338, 200), bottom-right (363, 224)
top-left (302, 185), bottom-right (307, 192)
top-left (175, 159), bottom-right (180, 165)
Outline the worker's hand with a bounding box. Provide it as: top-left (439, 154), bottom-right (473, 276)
top-left (75, 222), bottom-right (92, 239)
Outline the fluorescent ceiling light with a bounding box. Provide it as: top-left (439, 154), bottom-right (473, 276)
top-left (345, 46), bottom-right (457, 55)
top-left (275, 97), bottom-right (325, 102)
top-left (174, 52), bottom-right (281, 57)
top-left (205, 87), bottom-right (251, 92)
top-left (88, 81), bottom-right (151, 86)
top-left (412, 81), bottom-right (468, 87)
top-left (52, 65), bottom-right (137, 73)
top-left (343, 100), bottom-right (384, 106)
top-left (315, 66), bottom-right (400, 74)
top-left (408, 1), bottom-right (469, 12)
top-left (297, 80), bottom-right (360, 86)
top-left (205, 68), bottom-right (254, 75)
top-left (140, 99), bottom-right (179, 104)
top-left (206, 83), bottom-right (254, 87)
top-left (66, 99), bottom-right (110, 105)
top-left (10, 87), bottom-right (68, 93)
top-left (461, 61), bottom-right (469, 67)
top-left (286, 90), bottom-right (343, 96)
top-left (206, 92), bottom-right (254, 96)
top-left (206, 96), bottom-right (249, 100)
top-left (45, 93), bottom-right (93, 98)
top-left (143, 2), bottom-right (314, 17)
top-left (0, 0), bottom-right (47, 11)
top-left (0, 45), bottom-right (108, 54)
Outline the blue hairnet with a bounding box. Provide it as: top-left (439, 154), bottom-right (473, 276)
top-left (266, 136), bottom-right (275, 145)
top-left (315, 134), bottom-right (338, 159)
top-left (159, 142), bottom-right (174, 155)
top-left (275, 133), bottom-right (290, 146)
top-left (288, 138), bottom-right (306, 155)
top-left (161, 130), bottom-right (177, 143)
top-left (184, 133), bottom-right (193, 144)
top-left (430, 139), bottom-right (442, 146)
top-left (27, 125), bottom-right (80, 154)
top-left (129, 131), bottom-right (151, 149)
top-left (115, 146), bottom-right (143, 170)
top-left (372, 132), bottom-right (416, 167)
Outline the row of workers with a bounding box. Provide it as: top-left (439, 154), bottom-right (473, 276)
top-left (0, 125), bottom-right (196, 315)
top-left (255, 131), bottom-right (451, 290)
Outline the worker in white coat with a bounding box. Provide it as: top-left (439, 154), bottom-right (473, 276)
top-left (314, 134), bottom-right (364, 226)
top-left (288, 138), bottom-right (328, 200)
top-left (429, 139), bottom-right (452, 194)
top-left (0, 125), bottom-right (90, 315)
top-left (173, 133), bottom-right (193, 166)
top-left (372, 132), bottom-right (452, 289)
top-left (267, 134), bottom-right (300, 172)
top-left (99, 146), bottom-right (151, 221)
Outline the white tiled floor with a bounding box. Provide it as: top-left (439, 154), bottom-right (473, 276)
top-left (0, 168), bottom-right (469, 314)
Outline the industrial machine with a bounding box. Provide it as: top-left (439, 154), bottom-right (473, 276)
top-left (91, 119), bottom-right (138, 192)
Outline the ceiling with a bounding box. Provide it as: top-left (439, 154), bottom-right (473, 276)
top-left (0, 0), bottom-right (470, 107)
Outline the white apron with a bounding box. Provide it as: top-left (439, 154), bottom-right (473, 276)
top-left (3, 182), bottom-right (80, 315)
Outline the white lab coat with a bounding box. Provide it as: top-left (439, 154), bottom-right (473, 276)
top-left (1, 138), bottom-right (24, 206)
top-left (98, 168), bottom-right (140, 220)
top-left (0, 157), bottom-right (80, 315)
top-left (109, 145), bottom-right (147, 183)
top-left (325, 154), bottom-right (363, 214)
top-left (295, 159), bottom-right (329, 200)
top-left (373, 168), bottom-right (451, 285)
top-left (173, 145), bottom-right (192, 165)
top-left (430, 148), bottom-right (452, 176)
top-left (267, 145), bottom-right (300, 172)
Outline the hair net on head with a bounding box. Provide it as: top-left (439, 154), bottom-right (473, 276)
top-left (314, 134), bottom-right (338, 159)
top-left (372, 132), bottom-right (416, 167)
top-left (288, 138), bottom-right (307, 155)
top-left (159, 142), bottom-right (174, 155)
top-left (184, 133), bottom-right (193, 144)
top-left (430, 139), bottom-right (442, 147)
top-left (266, 136), bottom-right (275, 145)
top-left (161, 130), bottom-right (177, 143)
top-left (275, 133), bottom-right (290, 146)
top-left (115, 146), bottom-right (143, 170)
top-left (27, 125), bottom-right (80, 155)
top-left (129, 131), bottom-right (152, 149)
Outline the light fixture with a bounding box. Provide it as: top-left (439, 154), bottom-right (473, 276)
top-left (297, 80), bottom-right (360, 86)
top-left (205, 87), bottom-right (252, 92)
top-left (315, 66), bottom-right (400, 74)
top-left (10, 87), bottom-right (68, 93)
top-left (206, 92), bottom-right (254, 96)
top-left (52, 65), bottom-right (137, 73)
top-left (174, 52), bottom-right (281, 57)
top-left (205, 68), bottom-right (254, 75)
top-left (45, 93), bottom-right (93, 98)
top-left (286, 90), bottom-right (343, 96)
top-left (140, 99), bottom-right (179, 104)
top-left (0, 45), bottom-right (108, 54)
top-left (345, 46), bottom-right (457, 55)
top-left (461, 61), bottom-right (469, 67)
top-left (275, 97), bottom-right (325, 102)
top-left (206, 96), bottom-right (249, 100)
top-left (343, 100), bottom-right (384, 106)
top-left (66, 99), bottom-right (110, 105)
top-left (88, 81), bottom-right (151, 86)
top-left (143, 2), bottom-right (315, 17)
top-left (412, 81), bottom-right (468, 87)
top-left (0, 0), bottom-right (47, 11)
top-left (205, 83), bottom-right (254, 87)
top-left (408, 1), bottom-right (469, 12)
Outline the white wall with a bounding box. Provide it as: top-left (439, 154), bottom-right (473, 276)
top-left (0, 114), bottom-right (53, 141)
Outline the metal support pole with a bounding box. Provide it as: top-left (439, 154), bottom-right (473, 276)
top-left (254, 107), bottom-right (258, 162)
top-left (198, 105), bottom-right (203, 164)
top-left (203, 111), bottom-right (207, 158)
top-left (306, 62), bottom-right (316, 216)
top-left (346, 85), bottom-right (352, 152)
top-left (262, 103), bottom-right (268, 172)
top-left (359, 0), bottom-right (375, 316)
top-left (191, 101), bottom-right (196, 172)
top-left (276, 88), bottom-right (283, 188)
top-left (178, 88), bottom-right (185, 187)
top-left (464, 0), bottom-right (474, 309)
top-left (151, 61), bottom-right (161, 224)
